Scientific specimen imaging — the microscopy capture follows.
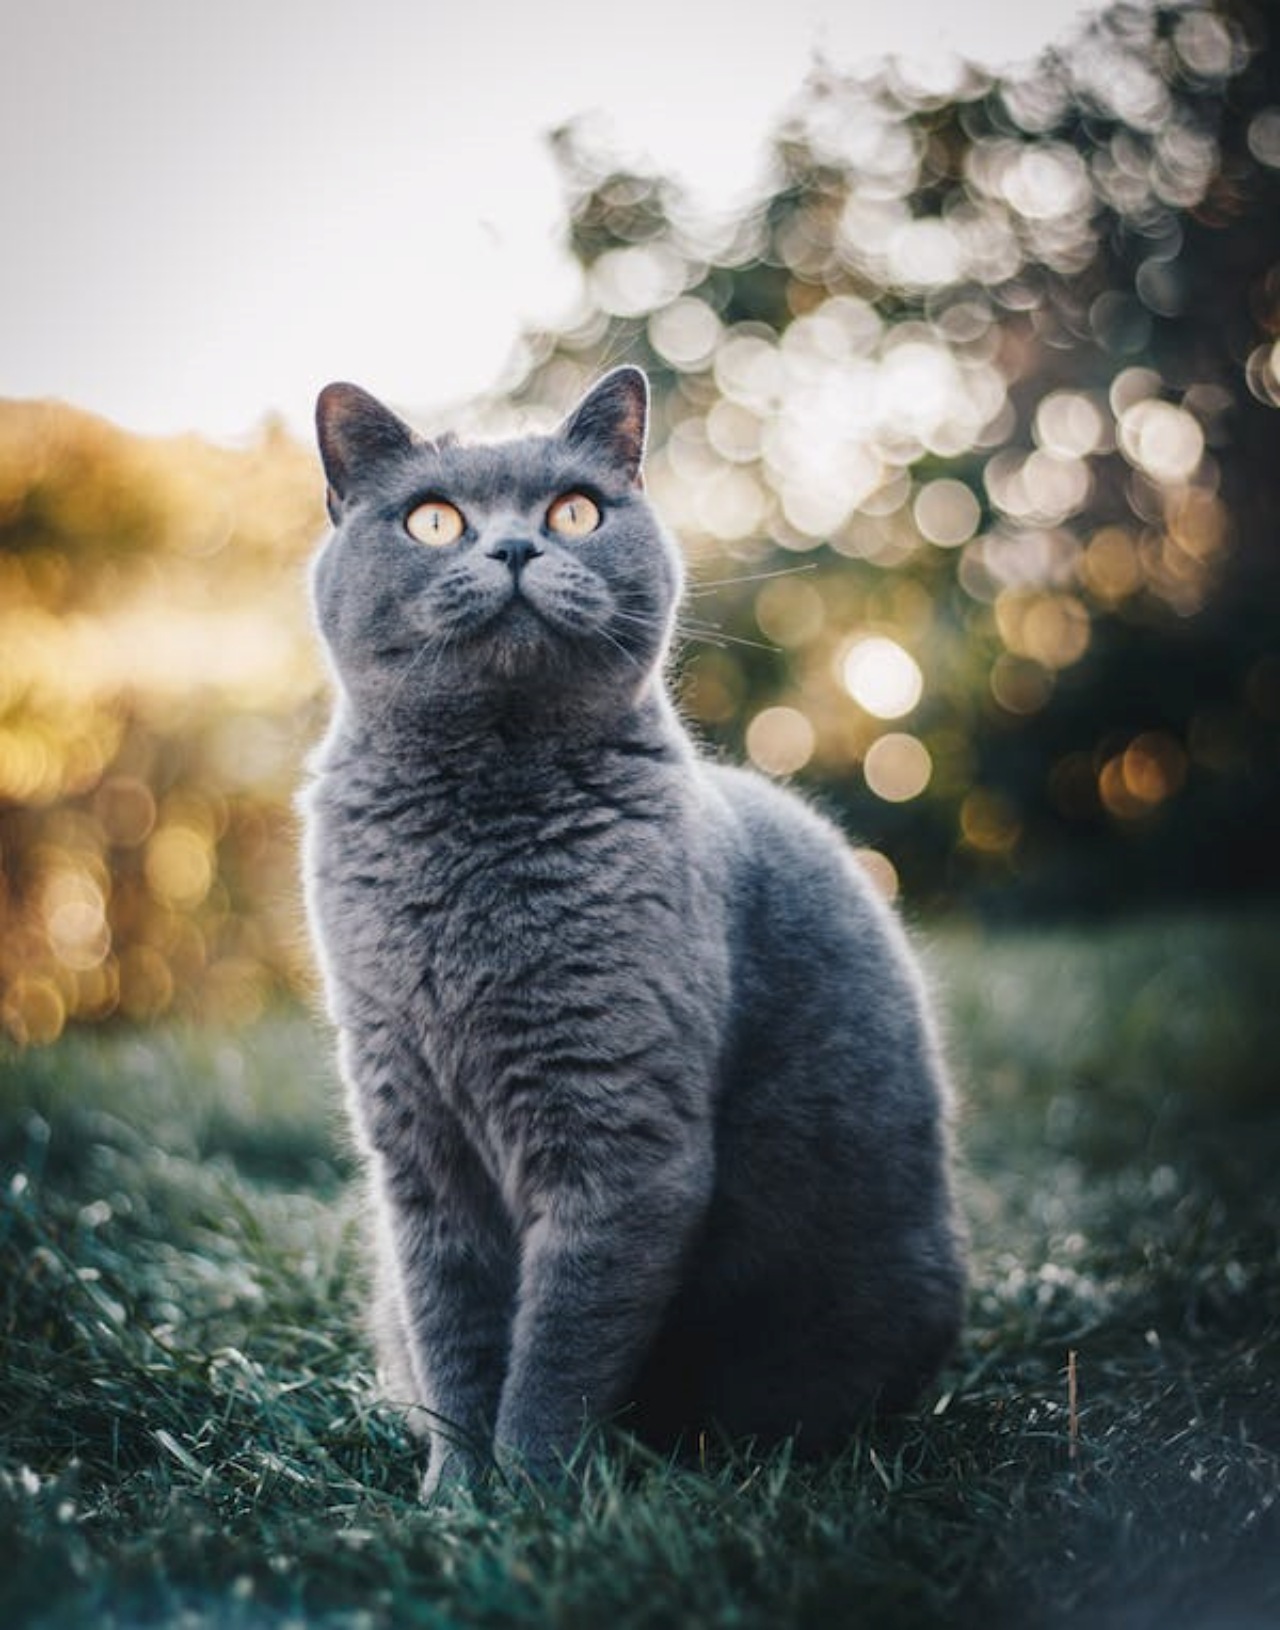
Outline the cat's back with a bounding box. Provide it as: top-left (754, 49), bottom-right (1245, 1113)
top-left (688, 758), bottom-right (952, 1182)
top-left (631, 759), bottom-right (963, 1443)
top-left (697, 760), bottom-right (928, 1009)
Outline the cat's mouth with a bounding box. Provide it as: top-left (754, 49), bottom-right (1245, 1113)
top-left (494, 592), bottom-right (546, 631)
top-left (439, 590), bottom-right (573, 678)
top-left (421, 576), bottom-right (554, 643)
top-left (414, 564), bottom-right (621, 683)
top-left (491, 579), bottom-right (611, 642)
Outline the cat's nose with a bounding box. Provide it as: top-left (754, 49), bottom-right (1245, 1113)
top-left (488, 537), bottom-right (543, 579)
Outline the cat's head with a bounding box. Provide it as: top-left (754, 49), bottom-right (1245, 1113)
top-left (310, 368), bottom-right (682, 733)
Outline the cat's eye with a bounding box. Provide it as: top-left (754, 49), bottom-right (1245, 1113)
top-left (406, 499), bottom-right (466, 547)
top-left (546, 492), bottom-right (601, 539)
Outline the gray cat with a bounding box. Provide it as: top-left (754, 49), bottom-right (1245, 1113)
top-left (301, 367), bottom-right (965, 1495)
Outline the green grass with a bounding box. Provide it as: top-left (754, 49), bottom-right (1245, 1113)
top-left (2, 912), bottom-right (1278, 1628)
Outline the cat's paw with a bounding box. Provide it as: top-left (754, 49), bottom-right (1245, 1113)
top-left (490, 1429), bottom-right (584, 1494)
top-left (419, 1441), bottom-right (486, 1503)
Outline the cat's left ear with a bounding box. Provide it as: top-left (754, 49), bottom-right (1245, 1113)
top-left (316, 382), bottom-right (419, 520)
top-left (560, 367), bottom-right (649, 488)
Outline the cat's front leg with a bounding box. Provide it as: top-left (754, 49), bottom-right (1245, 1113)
top-left (376, 1169), bottom-right (517, 1497)
top-left (494, 1134), bottom-right (713, 1481)
top-left (344, 1023), bottom-right (517, 1498)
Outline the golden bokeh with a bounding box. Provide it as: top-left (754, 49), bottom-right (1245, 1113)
top-left (841, 637), bottom-right (923, 719)
top-left (1099, 732), bottom-right (1189, 821)
top-left (745, 706), bottom-right (817, 777)
top-left (850, 847), bottom-right (900, 902)
top-left (960, 790), bottom-right (1022, 855)
top-left (0, 401), bottom-right (323, 1044)
top-left (863, 733), bottom-right (932, 803)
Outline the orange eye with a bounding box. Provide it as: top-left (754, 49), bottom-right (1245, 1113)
top-left (547, 492), bottom-right (601, 538)
top-left (406, 499), bottom-right (465, 546)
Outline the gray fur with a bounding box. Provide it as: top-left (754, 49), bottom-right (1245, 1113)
top-left (301, 367), bottom-right (966, 1494)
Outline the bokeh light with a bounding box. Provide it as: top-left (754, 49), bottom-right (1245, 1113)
top-left (0, 402), bottom-right (323, 1042)
top-left (1117, 399), bottom-right (1205, 485)
top-left (863, 734), bottom-right (932, 803)
top-left (841, 637), bottom-right (924, 719)
top-left (913, 480), bottom-right (981, 547)
top-left (745, 706), bottom-right (816, 777)
top-left (851, 847), bottom-right (900, 901)
top-left (960, 789), bottom-right (1022, 855)
top-left (754, 576), bottom-right (826, 647)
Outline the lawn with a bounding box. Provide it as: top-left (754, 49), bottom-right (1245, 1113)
top-left (2, 912), bottom-right (1278, 1628)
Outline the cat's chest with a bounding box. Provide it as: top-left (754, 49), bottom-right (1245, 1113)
top-left (309, 743), bottom-right (733, 1164)
top-left (313, 754), bottom-right (696, 1015)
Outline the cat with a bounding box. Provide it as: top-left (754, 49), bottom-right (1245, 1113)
top-left (300, 366), bottom-right (966, 1495)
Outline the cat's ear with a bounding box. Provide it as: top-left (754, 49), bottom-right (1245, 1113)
top-left (316, 383), bottom-right (418, 519)
top-left (560, 367), bottom-right (649, 487)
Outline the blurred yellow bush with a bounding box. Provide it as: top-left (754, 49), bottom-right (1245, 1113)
top-left (0, 401), bottom-right (327, 1043)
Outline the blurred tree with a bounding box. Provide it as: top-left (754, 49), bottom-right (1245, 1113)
top-left (512, 0), bottom-right (1280, 914)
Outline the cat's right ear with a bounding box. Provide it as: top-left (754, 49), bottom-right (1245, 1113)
top-left (560, 367), bottom-right (649, 487)
top-left (316, 383), bottom-right (418, 520)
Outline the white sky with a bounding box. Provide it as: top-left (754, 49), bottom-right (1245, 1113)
top-left (1, 0), bottom-right (1094, 440)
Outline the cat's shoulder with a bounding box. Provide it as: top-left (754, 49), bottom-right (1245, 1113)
top-left (697, 757), bottom-right (845, 849)
top-left (694, 757), bottom-right (878, 899)
top-left (691, 757), bottom-right (918, 1006)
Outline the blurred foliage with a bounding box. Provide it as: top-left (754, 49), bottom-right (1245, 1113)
top-left (0, 407), bottom-right (325, 1043)
top-left (3, 0), bottom-right (1280, 1043)
top-left (512, 0), bottom-right (1280, 914)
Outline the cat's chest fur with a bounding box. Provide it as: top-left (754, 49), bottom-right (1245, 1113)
top-left (306, 714), bottom-right (732, 1157)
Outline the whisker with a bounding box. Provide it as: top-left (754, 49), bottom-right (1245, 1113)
top-left (610, 608), bottom-right (666, 630)
top-left (686, 563), bottom-right (818, 595)
top-left (375, 627), bottom-right (456, 728)
top-left (611, 600), bottom-right (781, 657)
top-left (673, 630), bottom-right (731, 652)
top-left (675, 620), bottom-right (779, 656)
top-left (596, 623), bottom-right (644, 670)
